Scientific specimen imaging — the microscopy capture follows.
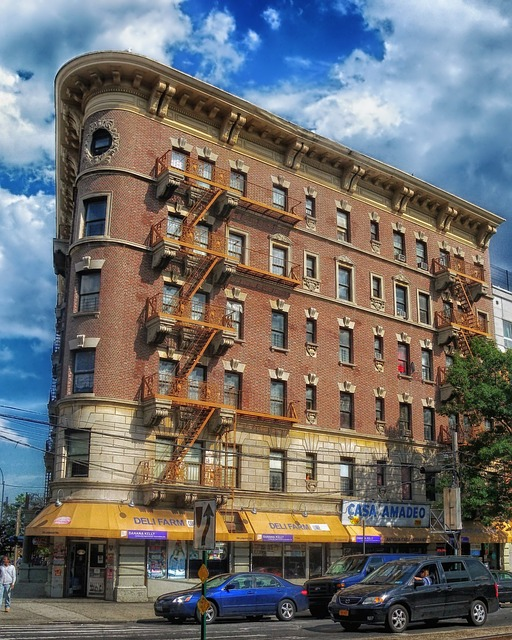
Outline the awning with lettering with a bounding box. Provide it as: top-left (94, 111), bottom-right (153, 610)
top-left (459, 522), bottom-right (511, 544)
top-left (25, 502), bottom-right (235, 541)
top-left (344, 525), bottom-right (436, 544)
top-left (241, 511), bottom-right (349, 543)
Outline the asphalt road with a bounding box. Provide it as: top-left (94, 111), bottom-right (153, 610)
top-left (2, 607), bottom-right (512, 640)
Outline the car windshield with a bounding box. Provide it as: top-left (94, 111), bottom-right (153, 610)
top-left (325, 556), bottom-right (367, 575)
top-left (361, 563), bottom-right (416, 585)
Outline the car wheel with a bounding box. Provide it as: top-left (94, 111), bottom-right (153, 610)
top-left (276, 598), bottom-right (296, 621)
top-left (468, 599), bottom-right (487, 626)
top-left (385, 604), bottom-right (409, 633)
top-left (195, 602), bottom-right (218, 625)
top-left (340, 621), bottom-right (361, 631)
top-left (309, 604), bottom-right (327, 618)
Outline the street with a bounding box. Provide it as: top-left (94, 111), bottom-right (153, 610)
top-left (2, 607), bottom-right (512, 640)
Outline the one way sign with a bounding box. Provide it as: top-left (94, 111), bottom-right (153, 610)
top-left (193, 499), bottom-right (217, 550)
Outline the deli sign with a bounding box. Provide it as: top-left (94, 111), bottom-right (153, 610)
top-left (341, 501), bottom-right (430, 528)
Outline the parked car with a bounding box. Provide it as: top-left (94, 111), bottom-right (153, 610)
top-left (154, 571), bottom-right (309, 624)
top-left (305, 553), bottom-right (421, 618)
top-left (328, 555), bottom-right (499, 633)
top-left (491, 570), bottom-right (512, 603)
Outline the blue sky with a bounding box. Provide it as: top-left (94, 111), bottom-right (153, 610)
top-left (1, 0), bottom-right (511, 503)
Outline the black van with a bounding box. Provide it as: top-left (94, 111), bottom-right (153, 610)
top-left (305, 553), bottom-right (419, 618)
top-left (328, 555), bottom-right (499, 633)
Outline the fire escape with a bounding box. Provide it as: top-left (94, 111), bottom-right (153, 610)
top-left (434, 254), bottom-right (490, 441)
top-left (140, 152), bottom-right (301, 500)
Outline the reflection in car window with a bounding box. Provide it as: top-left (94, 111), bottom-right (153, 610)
top-left (361, 563), bottom-right (415, 585)
top-left (326, 556), bottom-right (367, 575)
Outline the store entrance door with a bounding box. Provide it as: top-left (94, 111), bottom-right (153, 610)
top-left (67, 541), bottom-right (106, 597)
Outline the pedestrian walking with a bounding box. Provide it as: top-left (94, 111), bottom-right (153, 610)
top-left (0, 555), bottom-right (16, 612)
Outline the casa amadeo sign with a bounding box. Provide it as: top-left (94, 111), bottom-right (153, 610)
top-left (341, 500), bottom-right (430, 528)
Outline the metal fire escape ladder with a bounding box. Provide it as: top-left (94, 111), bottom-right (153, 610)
top-left (177, 328), bottom-right (218, 379)
top-left (179, 252), bottom-right (221, 303)
top-left (183, 185), bottom-right (223, 229)
top-left (451, 274), bottom-right (476, 357)
top-left (161, 407), bottom-right (216, 482)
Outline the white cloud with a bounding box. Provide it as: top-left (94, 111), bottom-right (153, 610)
top-left (262, 7), bottom-right (281, 30)
top-left (0, 419), bottom-right (30, 447)
top-left (244, 29), bottom-right (261, 51)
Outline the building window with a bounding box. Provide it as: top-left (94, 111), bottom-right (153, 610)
top-left (270, 380), bottom-right (286, 416)
top-left (184, 442), bottom-right (203, 484)
top-left (337, 209), bottom-right (350, 242)
top-left (230, 170), bottom-right (246, 194)
top-left (73, 350), bottom-right (95, 393)
top-left (399, 403), bottom-right (412, 435)
top-left (306, 318), bottom-right (317, 344)
top-left (416, 240), bottom-right (428, 270)
top-left (376, 460), bottom-right (387, 488)
top-left (425, 471), bottom-right (436, 501)
top-left (340, 392), bottom-right (354, 430)
top-left (305, 254), bottom-right (318, 279)
top-left (443, 300), bottom-right (453, 323)
top-left (421, 349), bottom-right (433, 381)
top-left (197, 159), bottom-right (213, 182)
top-left (155, 437), bottom-right (172, 479)
top-left (423, 407), bottom-right (435, 441)
top-left (375, 397), bottom-right (385, 422)
top-left (305, 453), bottom-right (316, 481)
top-left (305, 196), bottom-right (316, 219)
top-left (269, 450), bottom-right (285, 491)
top-left (91, 128), bottom-right (112, 156)
top-left (337, 265), bottom-right (353, 301)
top-left (224, 371), bottom-right (241, 408)
top-left (504, 320), bottom-right (512, 349)
top-left (171, 149), bottom-right (187, 170)
top-left (439, 249), bottom-right (450, 267)
top-left (401, 465), bottom-right (413, 500)
top-left (477, 311), bottom-right (489, 333)
top-left (167, 215), bottom-right (182, 239)
top-left (339, 328), bottom-right (353, 364)
top-left (393, 231), bottom-right (406, 261)
top-left (191, 292), bottom-right (207, 321)
top-left (159, 359), bottom-right (176, 395)
top-left (227, 300), bottom-right (243, 339)
top-left (228, 231), bottom-right (246, 263)
top-left (188, 365), bottom-right (206, 400)
top-left (271, 311), bottom-right (287, 349)
top-left (163, 283), bottom-right (179, 314)
top-left (306, 384), bottom-right (317, 411)
top-left (370, 220), bottom-right (380, 242)
top-left (271, 244), bottom-right (288, 276)
top-left (395, 284), bottom-right (408, 318)
top-left (340, 458), bottom-right (354, 494)
top-left (397, 342), bottom-right (410, 375)
top-left (217, 444), bottom-right (239, 488)
top-left (84, 197), bottom-right (107, 237)
top-left (272, 185), bottom-right (287, 210)
top-left (78, 271), bottom-right (100, 312)
top-left (374, 336), bottom-right (384, 361)
top-left (371, 275), bottom-right (383, 299)
top-left (65, 429), bottom-right (90, 478)
top-left (418, 292), bottom-right (431, 325)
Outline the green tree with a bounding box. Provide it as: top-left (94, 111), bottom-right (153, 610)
top-left (440, 336), bottom-right (512, 524)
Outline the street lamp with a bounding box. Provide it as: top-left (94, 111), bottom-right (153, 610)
top-left (0, 466), bottom-right (5, 524)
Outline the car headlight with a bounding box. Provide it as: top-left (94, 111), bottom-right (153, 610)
top-left (362, 595), bottom-right (389, 606)
top-left (172, 594), bottom-right (194, 604)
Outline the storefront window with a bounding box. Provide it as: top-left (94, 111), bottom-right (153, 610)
top-left (284, 543), bottom-right (306, 579)
top-left (147, 542), bottom-right (167, 579)
top-left (252, 543), bottom-right (282, 576)
top-left (147, 541), bottom-right (229, 580)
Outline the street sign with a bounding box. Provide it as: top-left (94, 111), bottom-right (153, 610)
top-left (194, 499), bottom-right (217, 550)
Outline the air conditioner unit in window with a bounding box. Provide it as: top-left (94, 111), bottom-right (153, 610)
top-left (418, 261), bottom-right (429, 270)
top-left (396, 253), bottom-right (406, 262)
top-left (397, 309), bottom-right (407, 318)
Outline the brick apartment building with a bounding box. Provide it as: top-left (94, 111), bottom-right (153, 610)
top-left (26, 50), bottom-right (508, 601)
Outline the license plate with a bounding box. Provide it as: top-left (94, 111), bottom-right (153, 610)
top-left (339, 609), bottom-right (349, 616)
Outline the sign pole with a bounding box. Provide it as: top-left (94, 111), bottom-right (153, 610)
top-left (201, 550), bottom-right (208, 640)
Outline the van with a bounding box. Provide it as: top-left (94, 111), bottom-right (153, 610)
top-left (328, 555), bottom-right (499, 633)
top-left (305, 553), bottom-right (419, 618)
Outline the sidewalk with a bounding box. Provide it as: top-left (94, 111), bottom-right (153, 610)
top-left (0, 596), bottom-right (157, 626)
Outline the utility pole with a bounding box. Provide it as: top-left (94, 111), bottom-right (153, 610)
top-left (444, 424), bottom-right (462, 555)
